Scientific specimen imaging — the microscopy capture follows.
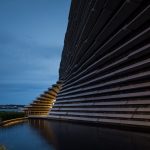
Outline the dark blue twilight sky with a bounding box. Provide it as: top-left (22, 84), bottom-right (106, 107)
top-left (0, 0), bottom-right (71, 105)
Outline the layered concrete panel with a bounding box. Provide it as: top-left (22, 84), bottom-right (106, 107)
top-left (25, 83), bottom-right (61, 117)
top-left (49, 0), bottom-right (150, 128)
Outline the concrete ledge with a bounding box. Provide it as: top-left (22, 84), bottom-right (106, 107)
top-left (0, 117), bottom-right (27, 127)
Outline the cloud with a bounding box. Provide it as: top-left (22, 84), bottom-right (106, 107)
top-left (0, 0), bottom-right (71, 104)
top-left (0, 32), bottom-right (62, 104)
top-left (0, 32), bottom-right (61, 76)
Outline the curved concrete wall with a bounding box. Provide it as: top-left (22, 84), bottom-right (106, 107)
top-left (49, 0), bottom-right (150, 128)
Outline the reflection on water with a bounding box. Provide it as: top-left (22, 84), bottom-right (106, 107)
top-left (0, 121), bottom-right (55, 150)
top-left (0, 119), bottom-right (150, 150)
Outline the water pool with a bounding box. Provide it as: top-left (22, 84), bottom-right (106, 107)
top-left (0, 119), bottom-right (150, 150)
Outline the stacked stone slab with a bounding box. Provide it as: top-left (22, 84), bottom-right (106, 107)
top-left (48, 0), bottom-right (150, 128)
top-left (25, 83), bottom-right (61, 116)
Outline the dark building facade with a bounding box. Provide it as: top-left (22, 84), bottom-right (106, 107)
top-left (48, 0), bottom-right (150, 128)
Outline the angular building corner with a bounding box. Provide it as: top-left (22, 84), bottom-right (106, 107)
top-left (27, 0), bottom-right (150, 128)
